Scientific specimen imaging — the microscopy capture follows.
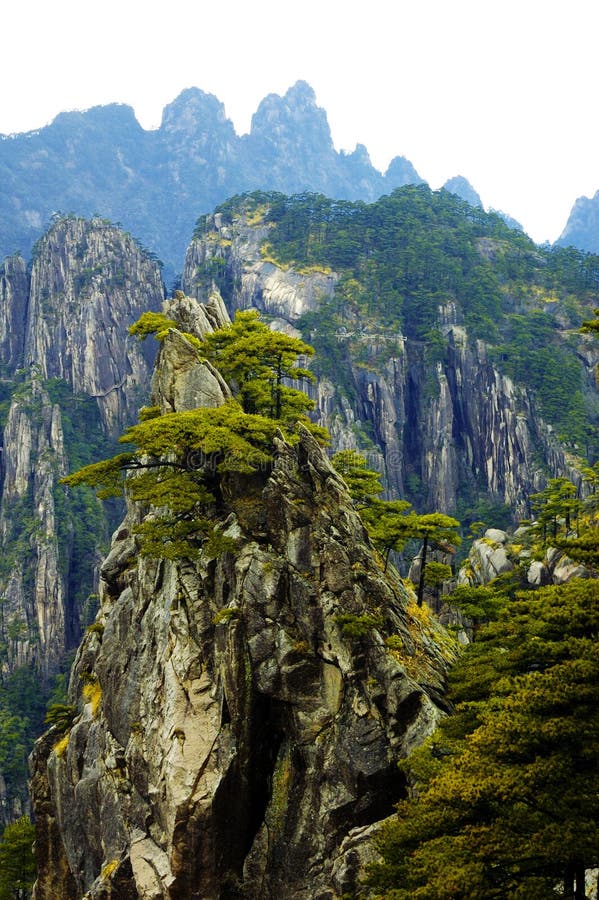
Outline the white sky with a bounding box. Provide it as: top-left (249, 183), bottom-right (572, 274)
top-left (2, 0), bottom-right (598, 244)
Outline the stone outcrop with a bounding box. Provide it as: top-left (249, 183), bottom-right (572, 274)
top-left (30, 297), bottom-right (453, 899)
top-left (23, 216), bottom-right (164, 435)
top-left (183, 213), bottom-right (577, 520)
top-left (0, 254), bottom-right (28, 368)
top-left (458, 526), bottom-right (593, 588)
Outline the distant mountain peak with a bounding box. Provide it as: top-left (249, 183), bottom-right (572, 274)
top-left (557, 191), bottom-right (599, 253)
top-left (442, 175), bottom-right (482, 208)
top-left (160, 87), bottom-right (231, 134)
top-left (250, 80), bottom-right (333, 150)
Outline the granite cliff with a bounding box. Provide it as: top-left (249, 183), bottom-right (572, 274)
top-left (183, 202), bottom-right (583, 521)
top-left (0, 217), bottom-right (164, 680)
top-left (30, 294), bottom-right (452, 899)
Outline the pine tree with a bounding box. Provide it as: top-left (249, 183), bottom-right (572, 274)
top-left (368, 578), bottom-right (599, 899)
top-left (0, 816), bottom-right (36, 900)
top-left (63, 308), bottom-right (328, 560)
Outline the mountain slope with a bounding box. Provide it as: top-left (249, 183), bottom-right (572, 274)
top-left (183, 188), bottom-right (599, 523)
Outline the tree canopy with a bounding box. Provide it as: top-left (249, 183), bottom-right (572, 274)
top-left (63, 308), bottom-right (327, 560)
top-left (367, 578), bottom-right (599, 899)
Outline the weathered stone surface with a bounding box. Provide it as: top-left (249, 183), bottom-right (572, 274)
top-left (24, 216), bottom-right (164, 435)
top-left (0, 217), bottom-right (169, 680)
top-left (0, 254), bottom-right (28, 369)
top-left (31, 297), bottom-right (453, 899)
top-left (527, 560), bottom-right (551, 586)
top-left (0, 379), bottom-right (67, 676)
top-left (459, 535), bottom-right (514, 585)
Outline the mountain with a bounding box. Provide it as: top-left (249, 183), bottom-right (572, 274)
top-left (2, 185), bottom-right (599, 843)
top-left (0, 218), bottom-right (164, 821)
top-left (0, 81), bottom-right (423, 283)
top-left (183, 188), bottom-right (599, 523)
top-left (557, 190), bottom-right (599, 253)
top-left (442, 175), bottom-right (482, 207)
top-left (30, 292), bottom-right (452, 899)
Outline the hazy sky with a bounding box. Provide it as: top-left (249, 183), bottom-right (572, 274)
top-left (2, 0), bottom-right (598, 244)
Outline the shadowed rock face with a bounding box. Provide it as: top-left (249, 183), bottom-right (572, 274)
top-left (30, 297), bottom-right (451, 899)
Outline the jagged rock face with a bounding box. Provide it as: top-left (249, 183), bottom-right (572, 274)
top-left (150, 292), bottom-right (233, 413)
top-left (0, 255), bottom-right (28, 368)
top-left (183, 212), bottom-right (338, 322)
top-left (31, 299), bottom-right (451, 899)
top-left (183, 220), bottom-right (574, 519)
top-left (0, 218), bottom-right (165, 677)
top-left (23, 217), bottom-right (164, 435)
top-left (0, 380), bottom-right (67, 676)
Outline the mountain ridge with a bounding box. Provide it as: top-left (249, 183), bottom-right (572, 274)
top-left (0, 81), bottom-right (424, 282)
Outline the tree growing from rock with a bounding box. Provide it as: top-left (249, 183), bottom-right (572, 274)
top-left (330, 451), bottom-right (460, 599)
top-left (63, 307), bottom-right (327, 560)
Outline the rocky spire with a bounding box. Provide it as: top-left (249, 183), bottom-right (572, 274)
top-left (30, 293), bottom-right (452, 898)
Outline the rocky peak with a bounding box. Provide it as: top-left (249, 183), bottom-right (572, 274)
top-left (442, 175), bottom-right (482, 207)
top-left (0, 216), bottom-right (166, 680)
top-left (249, 80), bottom-right (333, 153)
top-left (24, 215), bottom-right (164, 435)
top-left (557, 190), bottom-right (599, 253)
top-left (160, 87), bottom-right (237, 144)
top-left (384, 155), bottom-right (425, 187)
top-left (30, 294), bottom-right (452, 898)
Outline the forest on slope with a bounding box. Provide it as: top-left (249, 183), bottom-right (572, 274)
top-left (192, 187), bottom-right (599, 501)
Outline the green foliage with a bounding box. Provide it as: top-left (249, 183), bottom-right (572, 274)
top-left (0, 816), bottom-right (36, 900)
top-left (44, 703), bottom-right (77, 733)
top-left (368, 578), bottom-right (599, 898)
top-left (490, 312), bottom-right (588, 444)
top-left (63, 310), bottom-right (329, 560)
top-left (330, 450), bottom-right (383, 505)
top-left (197, 310), bottom-right (319, 427)
top-left (445, 582), bottom-right (511, 638)
top-left (529, 477), bottom-right (582, 542)
top-left (213, 607), bottom-right (240, 625)
top-left (62, 402), bottom-right (281, 559)
top-left (423, 560), bottom-right (452, 595)
top-left (0, 667), bottom-right (57, 806)
top-left (334, 612), bottom-right (383, 639)
top-left (128, 310), bottom-right (177, 341)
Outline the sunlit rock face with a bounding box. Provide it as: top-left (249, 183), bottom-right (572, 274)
top-left (30, 296), bottom-right (451, 899)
